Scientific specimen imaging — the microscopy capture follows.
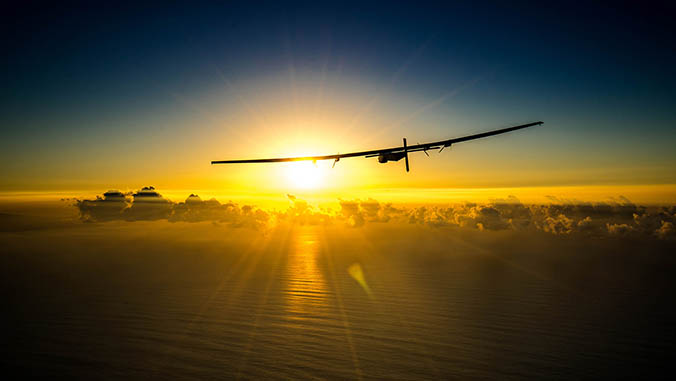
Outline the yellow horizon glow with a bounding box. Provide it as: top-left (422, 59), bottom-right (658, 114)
top-left (3, 184), bottom-right (675, 210)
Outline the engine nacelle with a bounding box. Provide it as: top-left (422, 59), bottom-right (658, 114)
top-left (378, 152), bottom-right (406, 163)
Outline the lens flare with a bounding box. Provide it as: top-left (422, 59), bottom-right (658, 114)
top-left (348, 263), bottom-right (372, 297)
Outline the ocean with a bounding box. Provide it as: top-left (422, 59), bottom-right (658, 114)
top-left (2, 217), bottom-right (676, 379)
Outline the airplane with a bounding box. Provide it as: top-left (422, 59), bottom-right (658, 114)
top-left (211, 121), bottom-right (543, 172)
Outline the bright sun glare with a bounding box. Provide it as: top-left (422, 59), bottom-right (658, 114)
top-left (284, 161), bottom-right (326, 189)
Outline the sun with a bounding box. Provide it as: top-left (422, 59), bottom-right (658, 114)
top-left (284, 161), bottom-right (326, 189)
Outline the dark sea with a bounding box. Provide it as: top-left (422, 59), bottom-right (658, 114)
top-left (2, 217), bottom-right (676, 379)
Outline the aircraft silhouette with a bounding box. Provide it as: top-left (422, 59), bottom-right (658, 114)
top-left (212, 121), bottom-right (543, 172)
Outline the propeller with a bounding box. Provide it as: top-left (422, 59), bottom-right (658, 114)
top-left (419, 142), bottom-right (430, 157)
top-left (403, 138), bottom-right (409, 172)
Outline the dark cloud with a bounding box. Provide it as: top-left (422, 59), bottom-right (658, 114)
top-left (170, 194), bottom-right (269, 228)
top-left (404, 195), bottom-right (675, 239)
top-left (576, 216), bottom-right (595, 233)
top-left (656, 221), bottom-right (675, 239)
top-left (75, 189), bottom-right (129, 222)
top-left (75, 187), bottom-right (269, 228)
top-left (606, 223), bottom-right (635, 236)
top-left (73, 190), bottom-right (676, 239)
top-left (542, 214), bottom-right (574, 235)
top-left (123, 186), bottom-right (172, 221)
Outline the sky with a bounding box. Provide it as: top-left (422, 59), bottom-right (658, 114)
top-left (2, 2), bottom-right (675, 202)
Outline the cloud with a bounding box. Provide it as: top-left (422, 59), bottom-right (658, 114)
top-left (276, 194), bottom-right (333, 225)
top-left (170, 194), bottom-right (269, 228)
top-left (656, 221), bottom-right (675, 240)
top-left (75, 190), bottom-right (129, 222)
top-left (123, 186), bottom-right (172, 221)
top-left (407, 202), bottom-right (514, 230)
top-left (576, 216), bottom-right (595, 232)
top-left (339, 198), bottom-right (403, 227)
top-left (75, 187), bottom-right (269, 228)
top-left (542, 214), bottom-right (574, 234)
top-left (606, 223), bottom-right (634, 236)
top-left (73, 190), bottom-right (676, 239)
top-left (403, 195), bottom-right (675, 239)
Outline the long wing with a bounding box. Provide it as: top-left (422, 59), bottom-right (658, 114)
top-left (211, 121), bottom-right (543, 164)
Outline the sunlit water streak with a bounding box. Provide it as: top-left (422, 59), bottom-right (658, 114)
top-left (284, 230), bottom-right (329, 322)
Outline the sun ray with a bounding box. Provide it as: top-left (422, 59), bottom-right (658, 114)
top-left (150, 230), bottom-right (275, 376)
top-left (343, 37), bottom-right (432, 137)
top-left (367, 76), bottom-right (482, 145)
top-left (213, 64), bottom-right (270, 145)
top-left (343, 226), bottom-right (441, 377)
top-left (321, 226), bottom-right (364, 381)
top-left (235, 226), bottom-right (290, 379)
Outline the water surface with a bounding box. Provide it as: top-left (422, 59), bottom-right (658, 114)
top-left (3, 221), bottom-right (675, 379)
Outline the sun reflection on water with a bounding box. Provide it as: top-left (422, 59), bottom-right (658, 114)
top-left (285, 228), bottom-right (329, 318)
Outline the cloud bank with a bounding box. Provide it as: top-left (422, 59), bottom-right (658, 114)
top-left (76, 187), bottom-right (269, 228)
top-left (73, 187), bottom-right (676, 239)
